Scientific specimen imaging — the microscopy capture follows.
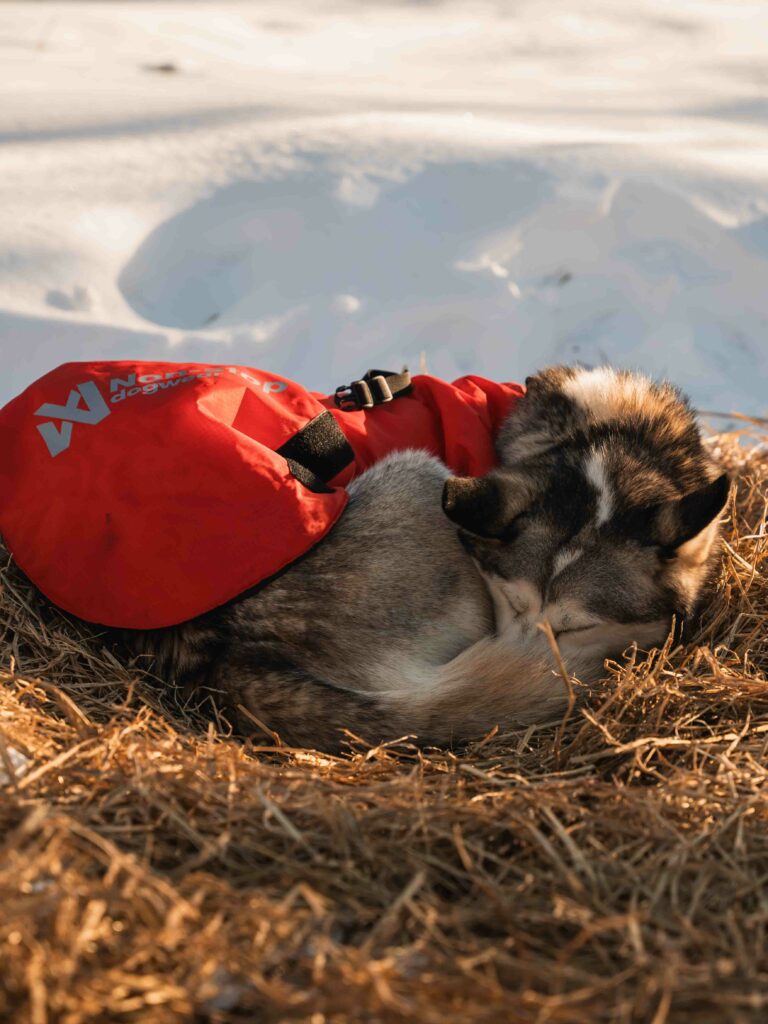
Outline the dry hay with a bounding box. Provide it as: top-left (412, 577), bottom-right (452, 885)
top-left (1, 426), bottom-right (768, 1024)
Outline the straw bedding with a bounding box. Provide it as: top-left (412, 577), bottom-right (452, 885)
top-left (1, 428), bottom-right (767, 1023)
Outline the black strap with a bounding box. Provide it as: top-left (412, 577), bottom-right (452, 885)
top-left (281, 458), bottom-right (334, 494)
top-left (278, 370), bottom-right (412, 493)
top-left (334, 368), bottom-right (412, 412)
top-left (277, 410), bottom-right (355, 489)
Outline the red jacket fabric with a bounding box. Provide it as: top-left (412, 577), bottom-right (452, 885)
top-left (0, 361), bottom-right (523, 629)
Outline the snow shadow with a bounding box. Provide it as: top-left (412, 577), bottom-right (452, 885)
top-left (118, 160), bottom-right (552, 331)
top-left (115, 161), bottom-right (768, 415)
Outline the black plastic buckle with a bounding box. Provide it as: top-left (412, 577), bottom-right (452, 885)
top-left (335, 380), bottom-right (369, 411)
top-left (334, 374), bottom-right (393, 411)
top-left (368, 374), bottom-right (393, 404)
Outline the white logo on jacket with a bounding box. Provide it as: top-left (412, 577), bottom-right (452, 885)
top-left (34, 367), bottom-right (288, 457)
top-left (35, 381), bottom-right (110, 457)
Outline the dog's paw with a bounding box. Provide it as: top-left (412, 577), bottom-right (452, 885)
top-left (485, 575), bottom-right (524, 636)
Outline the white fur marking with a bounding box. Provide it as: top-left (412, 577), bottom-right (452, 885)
top-left (584, 451), bottom-right (614, 526)
top-left (563, 367), bottom-right (652, 424)
top-left (552, 547), bottom-right (583, 578)
top-left (563, 367), bottom-right (619, 420)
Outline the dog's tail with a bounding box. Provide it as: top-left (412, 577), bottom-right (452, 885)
top-left (225, 631), bottom-right (610, 752)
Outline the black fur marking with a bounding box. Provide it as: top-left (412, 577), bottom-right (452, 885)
top-left (540, 456), bottom-right (597, 538)
top-left (609, 504), bottom-right (660, 547)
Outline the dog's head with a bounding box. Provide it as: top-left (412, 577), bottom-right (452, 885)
top-left (443, 366), bottom-right (728, 642)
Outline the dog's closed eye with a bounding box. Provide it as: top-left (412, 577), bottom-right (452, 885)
top-left (552, 623), bottom-right (599, 639)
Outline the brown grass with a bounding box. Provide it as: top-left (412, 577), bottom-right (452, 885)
top-left (1, 428), bottom-right (768, 1024)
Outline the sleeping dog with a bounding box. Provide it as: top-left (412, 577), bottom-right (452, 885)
top-left (127, 365), bottom-right (728, 751)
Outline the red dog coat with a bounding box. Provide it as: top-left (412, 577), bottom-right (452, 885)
top-left (0, 361), bottom-right (523, 629)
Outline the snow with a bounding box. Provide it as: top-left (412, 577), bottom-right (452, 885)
top-left (2, 1), bottom-right (767, 416)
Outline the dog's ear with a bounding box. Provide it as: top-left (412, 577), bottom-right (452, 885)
top-left (656, 473), bottom-right (730, 559)
top-left (442, 476), bottom-right (507, 538)
top-left (671, 473), bottom-right (730, 545)
top-left (618, 473), bottom-right (730, 559)
top-left (443, 471), bottom-right (538, 539)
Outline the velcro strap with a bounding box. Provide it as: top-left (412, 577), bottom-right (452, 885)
top-left (277, 410), bottom-right (355, 487)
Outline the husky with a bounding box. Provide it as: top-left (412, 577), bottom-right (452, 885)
top-left (128, 366), bottom-right (728, 751)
